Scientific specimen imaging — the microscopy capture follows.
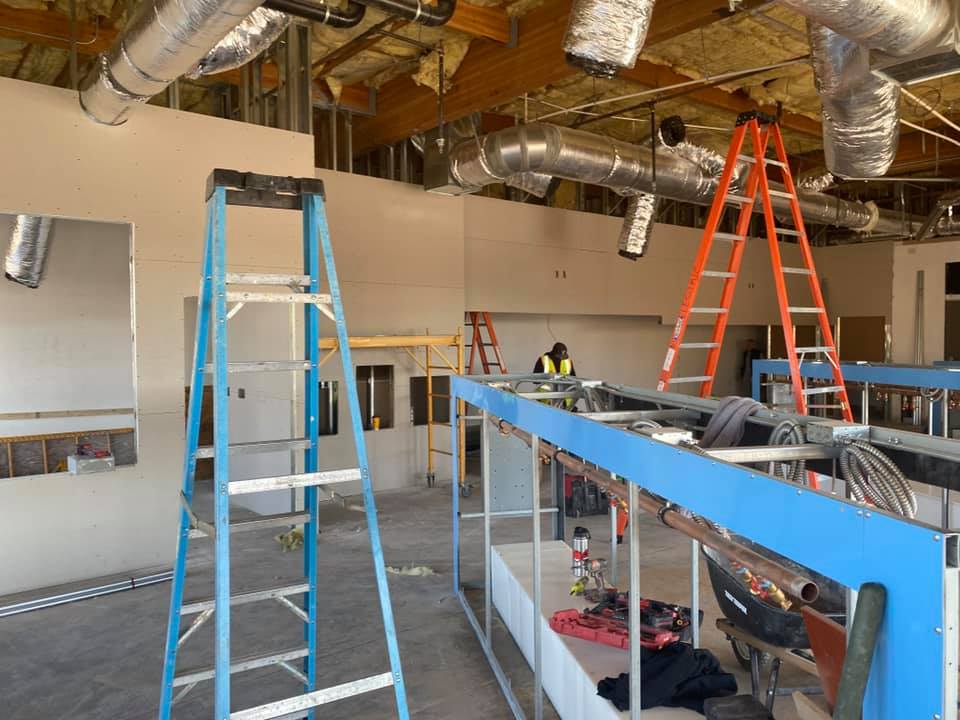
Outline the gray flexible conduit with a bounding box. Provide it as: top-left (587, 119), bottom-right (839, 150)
top-left (839, 440), bottom-right (917, 518)
top-left (768, 420), bottom-right (807, 486)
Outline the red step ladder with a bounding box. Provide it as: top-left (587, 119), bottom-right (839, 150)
top-left (466, 311), bottom-right (508, 375)
top-left (658, 112), bottom-right (853, 421)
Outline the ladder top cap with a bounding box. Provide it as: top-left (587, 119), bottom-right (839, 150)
top-left (736, 110), bottom-right (778, 127)
top-left (206, 169), bottom-right (326, 207)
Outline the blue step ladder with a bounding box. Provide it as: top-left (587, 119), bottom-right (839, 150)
top-left (159, 169), bottom-right (409, 720)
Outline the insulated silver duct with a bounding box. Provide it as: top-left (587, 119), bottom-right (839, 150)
top-left (618, 194), bottom-right (658, 260)
top-left (563, 0), bottom-right (655, 78)
top-left (448, 122), bottom-right (950, 238)
top-left (809, 22), bottom-right (901, 178)
top-left (5, 215), bottom-right (54, 289)
top-left (79, 0), bottom-right (266, 125)
top-left (187, 7), bottom-right (290, 78)
top-left (505, 172), bottom-right (553, 198)
top-left (780, 0), bottom-right (952, 56)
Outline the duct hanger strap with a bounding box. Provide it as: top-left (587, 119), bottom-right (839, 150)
top-left (206, 169), bottom-right (327, 209)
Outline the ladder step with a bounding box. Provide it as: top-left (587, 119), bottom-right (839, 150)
top-left (736, 156), bottom-right (787, 169)
top-left (182, 583), bottom-right (310, 615)
top-left (803, 385), bottom-right (845, 396)
top-left (725, 194), bottom-right (753, 205)
top-left (775, 227), bottom-right (803, 237)
top-left (781, 267), bottom-right (813, 275)
top-left (225, 291), bottom-right (332, 305)
top-left (188, 511), bottom-right (311, 539)
top-left (808, 404), bottom-right (844, 409)
top-left (702, 270), bottom-right (737, 278)
top-left (679, 343), bottom-right (721, 349)
top-left (226, 272), bottom-right (311, 286)
top-left (670, 376), bottom-right (713, 384)
top-left (788, 307), bottom-right (826, 314)
top-left (196, 438), bottom-right (312, 459)
top-left (203, 361), bottom-right (313, 374)
top-left (173, 647), bottom-right (309, 687)
top-left (794, 346), bottom-right (835, 354)
top-left (229, 469), bottom-right (362, 496)
top-left (714, 232), bottom-right (745, 243)
top-left (768, 189), bottom-right (795, 199)
top-left (230, 672), bottom-right (395, 720)
top-left (690, 307), bottom-right (729, 314)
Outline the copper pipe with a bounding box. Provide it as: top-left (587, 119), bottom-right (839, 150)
top-left (494, 418), bottom-right (820, 604)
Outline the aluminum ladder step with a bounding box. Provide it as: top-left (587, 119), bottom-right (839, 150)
top-left (226, 272), bottom-right (311, 287)
top-left (203, 361), bottom-right (313, 374)
top-left (225, 291), bottom-right (332, 305)
top-left (173, 648), bottom-right (309, 687)
top-left (795, 346), bottom-right (835, 354)
top-left (789, 307), bottom-right (826, 314)
top-left (679, 342), bottom-right (720, 349)
top-left (670, 376), bottom-right (713, 384)
top-left (803, 385), bottom-right (845, 396)
top-left (725, 194), bottom-right (753, 205)
top-left (737, 155), bottom-right (788, 169)
top-left (188, 511), bottom-right (310, 539)
top-left (702, 270), bottom-right (737, 278)
top-left (774, 227), bottom-right (803, 237)
top-left (182, 583), bottom-right (310, 615)
top-left (230, 672), bottom-right (394, 720)
top-left (768, 189), bottom-right (795, 199)
top-left (228, 469), bottom-right (361, 496)
top-left (781, 267), bottom-right (813, 275)
top-left (690, 307), bottom-right (729, 314)
top-left (713, 232), bottom-right (745, 243)
top-left (196, 438), bottom-right (312, 459)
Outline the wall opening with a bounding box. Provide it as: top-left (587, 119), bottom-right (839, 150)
top-left (410, 375), bottom-right (451, 426)
top-left (357, 365), bottom-right (394, 430)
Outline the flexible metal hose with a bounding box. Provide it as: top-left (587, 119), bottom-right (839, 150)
top-left (839, 440), bottom-right (917, 518)
top-left (768, 420), bottom-right (808, 485)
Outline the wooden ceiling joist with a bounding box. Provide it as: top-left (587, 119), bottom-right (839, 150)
top-left (447, 2), bottom-right (512, 45)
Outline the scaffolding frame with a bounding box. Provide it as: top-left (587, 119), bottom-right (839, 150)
top-left (318, 332), bottom-right (466, 489)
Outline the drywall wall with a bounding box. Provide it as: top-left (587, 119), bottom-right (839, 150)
top-left (0, 216), bottom-right (135, 437)
top-left (891, 238), bottom-right (960, 363)
top-left (813, 241), bottom-right (895, 322)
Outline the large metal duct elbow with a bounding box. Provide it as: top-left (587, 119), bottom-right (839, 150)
top-left (79, 0), bottom-right (268, 125)
top-left (5, 215), bottom-right (54, 289)
top-left (563, 0), bottom-right (656, 78)
top-left (780, 0), bottom-right (952, 56)
top-left (352, 0), bottom-right (455, 26)
top-left (187, 7), bottom-right (291, 78)
top-left (809, 22), bottom-right (901, 178)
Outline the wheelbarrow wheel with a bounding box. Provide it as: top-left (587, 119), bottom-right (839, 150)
top-left (730, 638), bottom-right (772, 671)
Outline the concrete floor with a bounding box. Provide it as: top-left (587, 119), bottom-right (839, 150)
top-left (1, 473), bottom-right (818, 719)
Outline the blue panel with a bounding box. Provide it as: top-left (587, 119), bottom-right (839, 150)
top-left (452, 376), bottom-right (950, 720)
top-left (754, 359), bottom-right (960, 393)
top-left (451, 395), bottom-right (460, 593)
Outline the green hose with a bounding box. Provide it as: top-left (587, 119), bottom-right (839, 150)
top-left (833, 582), bottom-right (886, 720)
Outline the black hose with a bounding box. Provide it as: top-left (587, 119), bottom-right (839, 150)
top-left (263, 0), bottom-right (366, 27)
top-left (353, 0), bottom-right (456, 26)
top-left (833, 583), bottom-right (886, 720)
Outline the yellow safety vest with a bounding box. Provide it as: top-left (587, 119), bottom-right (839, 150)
top-left (539, 354), bottom-right (574, 407)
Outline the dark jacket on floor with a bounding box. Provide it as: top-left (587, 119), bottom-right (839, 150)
top-left (597, 642), bottom-right (737, 713)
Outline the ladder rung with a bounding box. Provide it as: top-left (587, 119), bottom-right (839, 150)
top-left (702, 270), bottom-right (737, 278)
top-left (226, 273), bottom-right (311, 286)
top-left (679, 343), bottom-right (720, 349)
top-left (173, 648), bottom-right (309, 687)
top-left (795, 346), bottom-right (835, 354)
top-left (775, 228), bottom-right (803, 237)
top-left (229, 672), bottom-right (395, 720)
top-left (737, 156), bottom-right (787, 169)
top-left (768, 189), bottom-right (794, 199)
top-left (788, 307), bottom-right (826, 314)
top-left (690, 307), bottom-right (729, 314)
top-left (803, 385), bottom-right (845, 396)
top-left (670, 376), bottom-right (713, 384)
top-left (225, 291), bottom-right (332, 305)
top-left (203, 361), bottom-right (313, 374)
top-left (725, 194), bottom-right (753, 204)
top-left (188, 511), bottom-right (311, 539)
top-left (808, 404), bottom-right (844, 409)
top-left (768, 159), bottom-right (788, 169)
top-left (714, 232), bottom-right (745, 243)
top-left (781, 267), bottom-right (813, 275)
top-left (196, 438), bottom-right (312, 459)
top-left (182, 583), bottom-right (310, 615)
top-left (228, 469), bottom-right (361, 496)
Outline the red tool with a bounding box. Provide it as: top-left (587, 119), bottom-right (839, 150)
top-left (549, 609), bottom-right (678, 651)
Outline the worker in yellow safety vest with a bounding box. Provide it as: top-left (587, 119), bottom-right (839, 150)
top-left (534, 342), bottom-right (576, 407)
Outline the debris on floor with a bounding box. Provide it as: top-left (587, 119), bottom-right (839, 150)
top-left (386, 565), bottom-right (436, 577)
top-left (275, 528), bottom-right (304, 552)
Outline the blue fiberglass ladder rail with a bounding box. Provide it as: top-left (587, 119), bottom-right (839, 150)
top-left (158, 169), bottom-right (409, 720)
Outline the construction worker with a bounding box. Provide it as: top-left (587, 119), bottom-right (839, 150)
top-left (535, 342), bottom-right (576, 407)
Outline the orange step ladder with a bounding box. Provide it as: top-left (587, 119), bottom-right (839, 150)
top-left (658, 111), bottom-right (853, 421)
top-left (465, 311), bottom-right (508, 375)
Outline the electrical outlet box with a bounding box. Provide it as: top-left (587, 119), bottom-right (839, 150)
top-left (806, 420), bottom-right (870, 446)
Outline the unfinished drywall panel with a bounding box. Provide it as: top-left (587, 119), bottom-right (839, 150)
top-left (463, 195), bottom-right (802, 325)
top-left (813, 242), bottom-right (895, 322)
top-left (891, 238), bottom-right (960, 364)
top-left (0, 77), bottom-right (314, 595)
top-left (0, 215), bottom-right (135, 438)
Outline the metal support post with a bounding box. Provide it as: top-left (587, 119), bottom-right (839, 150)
top-left (482, 410), bottom-right (492, 643)
top-left (690, 539), bottom-right (701, 648)
top-left (400, 140), bottom-right (410, 183)
top-left (329, 106), bottom-right (339, 171)
top-left (944, 388), bottom-right (951, 530)
top-left (628, 481), bottom-right (642, 720)
top-left (167, 79), bottom-right (181, 110)
top-left (552, 459), bottom-right (565, 541)
top-left (609, 483), bottom-right (618, 587)
top-left (532, 434), bottom-right (543, 720)
top-left (345, 111), bottom-right (354, 173)
top-left (862, 381), bottom-right (870, 424)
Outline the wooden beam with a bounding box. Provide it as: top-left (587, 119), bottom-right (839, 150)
top-left (0, 6), bottom-right (113, 55)
top-left (352, 0), bottom-right (766, 152)
top-left (313, 18), bottom-right (409, 77)
top-left (446, 2), bottom-right (512, 45)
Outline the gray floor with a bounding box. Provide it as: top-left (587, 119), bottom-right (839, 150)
top-left (1, 474), bottom-right (814, 719)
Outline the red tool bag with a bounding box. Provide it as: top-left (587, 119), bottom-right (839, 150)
top-left (549, 609), bottom-right (678, 651)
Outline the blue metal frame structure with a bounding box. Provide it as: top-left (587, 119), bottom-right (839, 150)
top-left (452, 374), bottom-right (959, 720)
top-left (158, 171), bottom-right (409, 720)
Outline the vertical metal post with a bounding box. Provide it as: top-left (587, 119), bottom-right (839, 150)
top-left (944, 388), bottom-right (951, 530)
top-left (451, 393), bottom-right (461, 593)
top-left (426, 342), bottom-right (434, 487)
top-left (387, 145), bottom-right (396, 181)
top-left (251, 57), bottom-right (263, 125)
top-left (531, 434), bottom-right (543, 720)
top-left (330, 106), bottom-right (338, 171)
top-left (68, 0), bottom-right (78, 90)
top-left (628, 480), bottom-right (642, 720)
top-left (552, 458), bottom-right (565, 541)
top-left (862, 381), bottom-right (870, 424)
top-left (482, 410), bottom-right (492, 643)
top-left (609, 475), bottom-right (618, 587)
top-left (239, 64), bottom-right (251, 123)
top-left (345, 111), bottom-right (354, 173)
top-left (167, 80), bottom-right (181, 110)
top-left (400, 140), bottom-right (410, 183)
top-left (690, 539), bottom-right (700, 648)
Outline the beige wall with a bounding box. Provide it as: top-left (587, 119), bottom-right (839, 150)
top-left (813, 242), bottom-right (895, 322)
